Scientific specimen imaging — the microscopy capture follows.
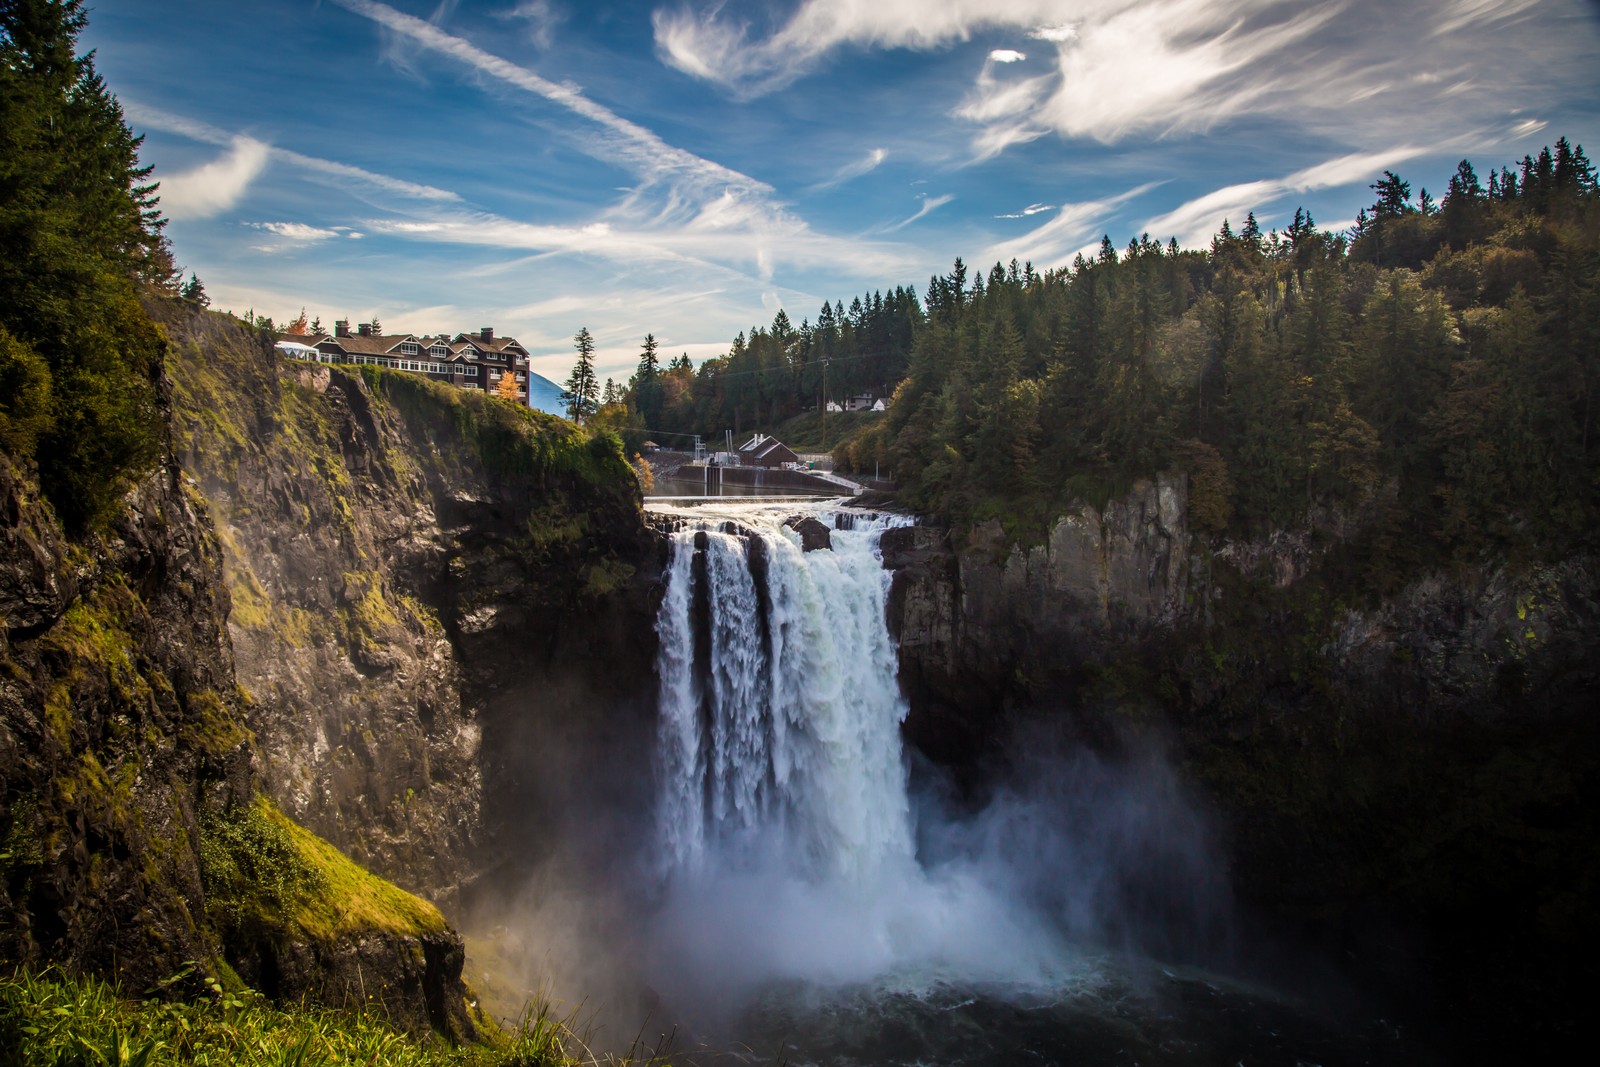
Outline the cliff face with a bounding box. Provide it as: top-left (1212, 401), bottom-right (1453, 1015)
top-left (884, 478), bottom-right (1600, 1047)
top-left (161, 306), bottom-right (660, 904)
top-left (0, 450), bottom-right (248, 986)
top-left (887, 475), bottom-right (1193, 767)
top-left (0, 444), bottom-right (472, 1036)
top-left (1, 298), bottom-right (662, 1035)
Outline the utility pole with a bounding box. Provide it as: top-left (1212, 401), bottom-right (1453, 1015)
top-left (822, 358), bottom-right (829, 451)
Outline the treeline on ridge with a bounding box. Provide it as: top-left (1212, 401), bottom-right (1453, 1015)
top-left (618, 143), bottom-right (1599, 571)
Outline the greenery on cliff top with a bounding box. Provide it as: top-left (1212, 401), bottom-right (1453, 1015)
top-left (0, 0), bottom-right (179, 531)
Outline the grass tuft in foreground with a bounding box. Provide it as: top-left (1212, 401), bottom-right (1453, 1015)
top-left (0, 968), bottom-right (675, 1067)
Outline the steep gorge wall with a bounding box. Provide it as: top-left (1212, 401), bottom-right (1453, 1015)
top-left (162, 306), bottom-right (661, 905)
top-left (0, 422), bottom-right (471, 1035)
top-left (884, 478), bottom-right (1600, 1047)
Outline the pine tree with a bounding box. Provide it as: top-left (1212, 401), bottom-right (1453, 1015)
top-left (180, 273), bottom-right (209, 307)
top-left (1, 0), bottom-right (169, 529)
top-left (562, 326), bottom-right (599, 422)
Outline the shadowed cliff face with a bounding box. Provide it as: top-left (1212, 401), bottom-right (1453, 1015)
top-left (1, 449), bottom-right (251, 988)
top-left (882, 479), bottom-right (1600, 1054)
top-left (161, 305), bottom-right (661, 907)
top-left (1, 309), bottom-right (486, 1036)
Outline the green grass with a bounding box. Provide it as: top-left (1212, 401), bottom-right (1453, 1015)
top-left (200, 796), bottom-right (448, 945)
top-left (0, 967), bottom-right (676, 1067)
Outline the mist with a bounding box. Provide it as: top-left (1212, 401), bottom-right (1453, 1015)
top-left (466, 506), bottom-right (1238, 1059)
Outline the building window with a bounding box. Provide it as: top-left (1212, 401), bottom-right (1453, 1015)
top-left (399, 342), bottom-right (419, 355)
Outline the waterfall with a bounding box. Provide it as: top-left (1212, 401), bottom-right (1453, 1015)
top-left (653, 508), bottom-right (914, 882)
top-left (644, 503), bottom-right (1226, 1012)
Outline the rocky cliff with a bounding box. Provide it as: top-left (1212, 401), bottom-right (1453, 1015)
top-left (884, 477), bottom-right (1600, 1049)
top-left (159, 305), bottom-right (661, 905)
top-left (0, 423), bottom-right (472, 1036)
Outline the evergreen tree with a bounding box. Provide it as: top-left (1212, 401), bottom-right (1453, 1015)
top-left (631, 333), bottom-right (663, 429)
top-left (562, 326), bottom-right (599, 422)
top-left (180, 273), bottom-right (210, 307)
top-left (0, 0), bottom-right (169, 529)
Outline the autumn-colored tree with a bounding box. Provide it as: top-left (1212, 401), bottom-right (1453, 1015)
top-left (631, 452), bottom-right (655, 492)
top-left (285, 307), bottom-right (309, 335)
top-left (494, 368), bottom-right (521, 401)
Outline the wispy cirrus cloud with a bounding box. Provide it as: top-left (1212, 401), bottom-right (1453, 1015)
top-left (333, 0), bottom-right (774, 215)
top-left (654, 0), bottom-right (1591, 163)
top-left (985, 182), bottom-right (1160, 267)
top-left (810, 147), bottom-right (889, 190)
top-left (126, 102), bottom-right (461, 204)
top-left (245, 221), bottom-right (368, 252)
top-left (653, 0), bottom-right (1069, 96)
top-left (1137, 145), bottom-right (1435, 248)
top-left (993, 203), bottom-right (1054, 219)
top-left (328, 1), bottom-right (928, 293)
top-left (155, 137), bottom-right (270, 219)
top-left (882, 194), bottom-right (956, 233)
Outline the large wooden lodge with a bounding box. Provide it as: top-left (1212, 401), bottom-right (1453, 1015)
top-left (277, 321), bottom-right (532, 404)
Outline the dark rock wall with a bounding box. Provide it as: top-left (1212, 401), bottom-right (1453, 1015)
top-left (1, 450), bottom-right (250, 989)
top-left (883, 477), bottom-right (1600, 1051)
top-left (162, 307), bottom-right (661, 905)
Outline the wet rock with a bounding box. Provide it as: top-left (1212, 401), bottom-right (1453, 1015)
top-left (785, 515), bottom-right (833, 551)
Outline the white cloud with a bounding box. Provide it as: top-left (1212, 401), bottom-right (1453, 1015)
top-left (1138, 144), bottom-right (1435, 248)
top-left (994, 203), bottom-right (1055, 219)
top-left (157, 137), bottom-right (270, 219)
top-left (653, 0), bottom-right (1588, 169)
top-left (654, 0), bottom-right (1071, 95)
top-left (499, 0), bottom-right (564, 48)
top-left (248, 221), bottom-right (344, 242)
top-left (988, 49), bottom-right (1026, 63)
top-left (882, 194), bottom-right (955, 233)
top-left (1433, 0), bottom-right (1542, 36)
top-left (1139, 180), bottom-right (1283, 248)
top-left (985, 182), bottom-right (1160, 267)
top-left (334, 0), bottom-right (773, 214)
top-left (1029, 24), bottom-right (1078, 42)
top-left (328, 1), bottom-right (923, 297)
top-left (126, 102), bottom-right (460, 203)
top-left (812, 147), bottom-right (888, 189)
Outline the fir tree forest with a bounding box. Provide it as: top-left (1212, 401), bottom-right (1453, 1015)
top-left (622, 148), bottom-right (1599, 581)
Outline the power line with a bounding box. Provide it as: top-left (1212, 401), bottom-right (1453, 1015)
top-left (671, 349), bottom-right (890, 382)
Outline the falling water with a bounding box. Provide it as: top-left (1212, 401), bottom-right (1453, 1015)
top-left (654, 507), bottom-right (914, 882)
top-left (640, 502), bottom-right (1420, 1065)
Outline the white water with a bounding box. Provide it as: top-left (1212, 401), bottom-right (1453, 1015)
top-left (654, 505), bottom-right (914, 881)
top-left (648, 504), bottom-right (1076, 1004)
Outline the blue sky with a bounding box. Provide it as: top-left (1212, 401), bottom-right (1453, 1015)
top-left (87, 0), bottom-right (1600, 384)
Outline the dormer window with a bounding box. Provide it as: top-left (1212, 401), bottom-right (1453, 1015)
top-left (399, 342), bottom-right (419, 355)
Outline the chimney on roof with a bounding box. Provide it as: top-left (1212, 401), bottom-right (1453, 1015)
top-left (358, 322), bottom-right (373, 337)
top-left (334, 319), bottom-right (350, 338)
top-left (480, 327), bottom-right (494, 342)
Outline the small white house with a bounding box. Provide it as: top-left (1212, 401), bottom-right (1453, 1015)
top-left (871, 397), bottom-right (890, 412)
top-left (825, 400), bottom-right (843, 413)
